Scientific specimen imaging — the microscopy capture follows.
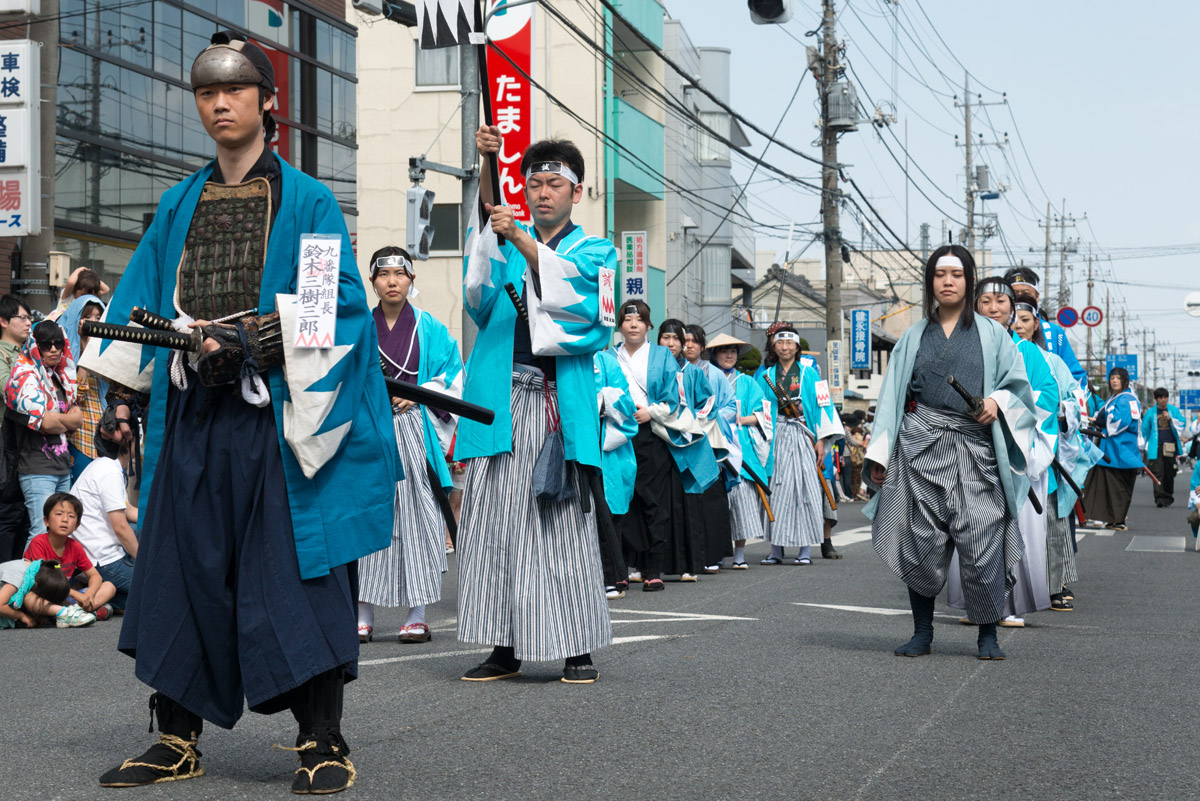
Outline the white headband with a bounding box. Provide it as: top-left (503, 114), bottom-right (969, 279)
top-left (774, 331), bottom-right (801, 343)
top-left (524, 160), bottom-right (580, 185)
top-left (371, 254), bottom-right (413, 278)
top-left (935, 254), bottom-right (965, 269)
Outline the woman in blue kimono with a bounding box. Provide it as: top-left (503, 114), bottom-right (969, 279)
top-left (865, 245), bottom-right (1040, 661)
top-left (683, 324), bottom-right (738, 573)
top-left (594, 348), bottom-right (637, 599)
top-left (612, 304), bottom-right (717, 591)
top-left (757, 325), bottom-right (844, 565)
top-left (1082, 367), bottom-right (1142, 530)
top-left (709, 334), bottom-right (773, 568)
top-left (356, 247), bottom-right (463, 645)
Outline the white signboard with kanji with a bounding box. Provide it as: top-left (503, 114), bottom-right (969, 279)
top-left (0, 39), bottom-right (38, 235)
top-left (294, 234), bottom-right (341, 349)
top-left (599, 265), bottom-right (616, 327)
top-left (621, 230), bottom-right (647, 301)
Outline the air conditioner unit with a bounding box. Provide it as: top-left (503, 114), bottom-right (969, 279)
top-left (351, 0), bottom-right (384, 16)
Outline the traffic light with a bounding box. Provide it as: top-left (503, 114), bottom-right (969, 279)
top-left (748, 0), bottom-right (793, 24)
top-left (406, 186), bottom-right (436, 260)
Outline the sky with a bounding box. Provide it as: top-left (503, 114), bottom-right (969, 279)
top-left (662, 0), bottom-right (1200, 389)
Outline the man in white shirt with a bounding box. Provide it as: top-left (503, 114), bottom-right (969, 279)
top-left (70, 445), bottom-right (136, 611)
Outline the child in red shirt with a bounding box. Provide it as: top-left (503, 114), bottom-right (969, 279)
top-left (24, 492), bottom-right (116, 618)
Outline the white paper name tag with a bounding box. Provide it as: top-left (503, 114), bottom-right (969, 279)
top-left (815, 380), bottom-right (831, 407)
top-left (599, 265), bottom-right (616, 327)
top-left (295, 234), bottom-right (340, 349)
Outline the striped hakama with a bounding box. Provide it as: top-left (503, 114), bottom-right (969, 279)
top-left (457, 370), bottom-right (612, 662)
top-left (1046, 495), bottom-right (1078, 590)
top-left (357, 409), bottom-right (447, 608)
top-left (727, 480), bottom-right (764, 542)
top-left (872, 404), bottom-right (1022, 625)
top-left (764, 419), bottom-right (825, 548)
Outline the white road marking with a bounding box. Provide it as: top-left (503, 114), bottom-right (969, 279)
top-left (359, 635), bottom-right (685, 667)
top-left (831, 525), bottom-right (873, 547)
top-left (610, 609), bottom-right (757, 622)
top-left (792, 602), bottom-right (909, 616)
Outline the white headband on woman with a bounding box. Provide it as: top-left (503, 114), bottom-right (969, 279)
top-left (774, 331), bottom-right (801, 344)
top-left (935, 254), bottom-right (965, 269)
top-left (524, 160), bottom-right (580, 185)
top-left (371, 254), bottom-right (413, 278)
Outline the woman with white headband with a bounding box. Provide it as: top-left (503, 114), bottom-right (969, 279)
top-left (756, 324), bottom-right (844, 566)
top-left (865, 245), bottom-right (1040, 660)
top-left (356, 246), bottom-right (464, 645)
top-left (1013, 292), bottom-right (1096, 611)
top-left (948, 278), bottom-right (1060, 626)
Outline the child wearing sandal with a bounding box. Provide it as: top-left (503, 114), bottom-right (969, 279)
top-left (0, 558), bottom-right (92, 628)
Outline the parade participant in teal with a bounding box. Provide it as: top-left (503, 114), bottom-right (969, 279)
top-left (1082, 367), bottom-right (1142, 530)
top-left (457, 126), bottom-right (615, 684)
top-left (757, 325), bottom-right (844, 565)
top-left (594, 348), bottom-right (637, 598)
top-left (708, 334), bottom-right (773, 568)
top-left (357, 246), bottom-right (464, 645)
top-left (1141, 387), bottom-right (1185, 507)
top-left (1005, 267), bottom-right (1087, 389)
top-left (88, 32), bottom-right (398, 793)
top-left (683, 324), bottom-right (738, 573)
top-left (866, 245), bottom-right (1040, 660)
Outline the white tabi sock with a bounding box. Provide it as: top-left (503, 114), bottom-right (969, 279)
top-left (770, 545), bottom-right (784, 560)
top-left (733, 545), bottom-right (745, 563)
top-left (357, 602), bottom-right (375, 628)
top-left (404, 605), bottom-right (426, 627)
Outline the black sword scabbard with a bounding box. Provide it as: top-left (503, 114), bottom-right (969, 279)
top-left (504, 282), bottom-right (529, 323)
top-left (81, 320), bottom-right (199, 352)
top-left (128, 307), bottom-right (178, 332)
top-left (383, 377), bottom-right (495, 426)
top-left (946, 374), bottom-right (986, 418)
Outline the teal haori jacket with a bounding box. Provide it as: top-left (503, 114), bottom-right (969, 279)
top-left (863, 314), bottom-right (1039, 521)
top-left (82, 156), bottom-right (400, 580)
top-left (459, 206), bottom-right (617, 468)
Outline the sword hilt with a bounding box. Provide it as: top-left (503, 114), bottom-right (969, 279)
top-left (129, 307), bottom-right (177, 332)
top-left (81, 321), bottom-right (200, 352)
top-left (946, 375), bottom-right (985, 418)
top-left (504, 282), bottom-right (529, 323)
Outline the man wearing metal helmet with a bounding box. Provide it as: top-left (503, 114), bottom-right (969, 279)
top-left (88, 32), bottom-right (399, 794)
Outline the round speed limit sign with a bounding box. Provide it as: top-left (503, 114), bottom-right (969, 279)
top-left (1081, 306), bottom-right (1103, 327)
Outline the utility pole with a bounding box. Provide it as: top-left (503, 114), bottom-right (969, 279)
top-left (919, 222), bottom-right (930, 261)
top-left (1104, 290), bottom-right (1111, 357)
top-left (1085, 252), bottom-right (1093, 380)
top-left (819, 0), bottom-right (843, 373)
top-left (1042, 201), bottom-right (1051, 299)
top-left (1056, 200), bottom-right (1078, 312)
top-left (954, 73), bottom-right (1005, 266)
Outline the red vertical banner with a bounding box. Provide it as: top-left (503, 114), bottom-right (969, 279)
top-left (485, 2), bottom-right (533, 221)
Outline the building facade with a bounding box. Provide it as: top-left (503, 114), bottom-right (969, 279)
top-left (1, 0), bottom-right (358, 304)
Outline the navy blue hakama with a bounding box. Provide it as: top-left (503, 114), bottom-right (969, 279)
top-left (117, 380), bottom-right (358, 729)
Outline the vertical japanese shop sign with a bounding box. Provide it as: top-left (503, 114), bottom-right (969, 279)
top-left (621, 231), bottom-right (647, 301)
top-left (0, 40), bottom-right (40, 235)
top-left (485, 2), bottom-right (534, 221)
top-left (850, 309), bottom-right (870, 370)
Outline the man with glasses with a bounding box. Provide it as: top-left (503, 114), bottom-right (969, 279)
top-left (0, 295), bottom-right (31, 559)
top-left (4, 320), bottom-right (82, 550)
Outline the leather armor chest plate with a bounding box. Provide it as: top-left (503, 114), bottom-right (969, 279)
top-left (177, 177), bottom-right (271, 321)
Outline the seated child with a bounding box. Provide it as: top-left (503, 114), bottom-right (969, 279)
top-left (70, 447), bottom-right (137, 612)
top-left (23, 492), bottom-right (117, 619)
top-left (0, 557), bottom-right (94, 628)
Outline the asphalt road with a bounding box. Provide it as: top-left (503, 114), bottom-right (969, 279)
top-left (3, 480), bottom-right (1198, 800)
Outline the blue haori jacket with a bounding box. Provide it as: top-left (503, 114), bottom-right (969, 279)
top-left (1040, 318), bottom-right (1087, 389)
top-left (1096, 389), bottom-right (1144, 470)
top-left (594, 349), bottom-right (638, 516)
top-left (757, 361), bottom-right (845, 476)
top-left (1141, 403), bottom-right (1185, 461)
top-left (409, 304), bottom-right (465, 491)
top-left (863, 314), bottom-right (1040, 520)
top-left (617, 343), bottom-right (720, 494)
top-left (724, 367), bottom-right (773, 486)
top-left (459, 205), bottom-right (616, 468)
top-left (77, 157), bottom-right (400, 580)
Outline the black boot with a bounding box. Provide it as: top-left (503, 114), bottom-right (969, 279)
top-left (821, 540), bottom-right (842, 560)
top-left (977, 622), bottom-right (1006, 660)
top-left (287, 668), bottom-right (355, 794)
top-left (99, 693), bottom-right (204, 787)
top-left (895, 588), bottom-right (935, 656)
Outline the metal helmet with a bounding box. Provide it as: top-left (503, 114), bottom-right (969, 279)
top-left (190, 31), bottom-right (275, 95)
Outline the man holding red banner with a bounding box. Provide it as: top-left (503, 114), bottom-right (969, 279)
top-left (455, 124), bottom-right (618, 684)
